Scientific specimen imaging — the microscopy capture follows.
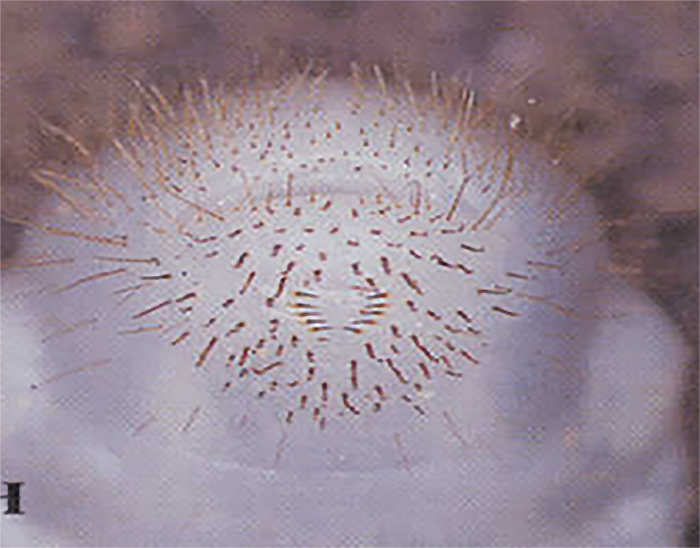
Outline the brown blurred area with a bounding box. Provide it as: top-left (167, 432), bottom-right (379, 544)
top-left (1, 1), bottom-right (698, 544)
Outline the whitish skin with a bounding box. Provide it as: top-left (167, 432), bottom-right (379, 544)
top-left (1, 68), bottom-right (690, 546)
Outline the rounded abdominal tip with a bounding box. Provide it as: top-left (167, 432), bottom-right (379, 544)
top-left (5, 69), bottom-right (607, 476)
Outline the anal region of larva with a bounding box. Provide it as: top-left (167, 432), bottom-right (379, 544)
top-left (4, 68), bottom-right (603, 474)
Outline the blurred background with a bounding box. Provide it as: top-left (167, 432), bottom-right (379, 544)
top-left (1, 2), bottom-right (697, 544)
